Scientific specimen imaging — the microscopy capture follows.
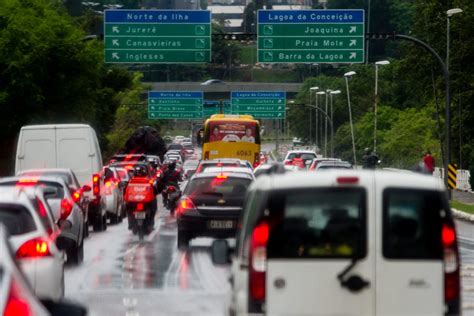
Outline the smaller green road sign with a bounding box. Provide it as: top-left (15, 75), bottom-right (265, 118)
top-left (148, 91), bottom-right (203, 119)
top-left (231, 92), bottom-right (286, 119)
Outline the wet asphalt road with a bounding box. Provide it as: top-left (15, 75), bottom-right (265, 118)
top-left (63, 185), bottom-right (474, 316)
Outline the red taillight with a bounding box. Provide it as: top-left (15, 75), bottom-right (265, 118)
top-left (72, 190), bottom-right (82, 203)
top-left (336, 176), bottom-right (359, 184)
top-left (16, 238), bottom-right (51, 258)
top-left (60, 198), bottom-right (73, 219)
top-left (92, 173), bottom-right (100, 196)
top-left (216, 173), bottom-right (228, 179)
top-left (4, 279), bottom-right (32, 316)
top-left (442, 222), bottom-right (460, 304)
top-left (168, 186), bottom-right (175, 192)
top-left (249, 221), bottom-right (269, 303)
top-left (136, 203), bottom-right (144, 211)
top-left (177, 198), bottom-right (196, 215)
top-left (104, 180), bottom-right (112, 195)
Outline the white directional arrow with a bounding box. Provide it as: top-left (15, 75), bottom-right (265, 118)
top-left (349, 26), bottom-right (357, 33)
top-left (278, 106), bottom-right (282, 110)
top-left (277, 113), bottom-right (282, 117)
top-left (278, 99), bottom-right (282, 103)
top-left (112, 26), bottom-right (119, 33)
top-left (349, 52), bottom-right (357, 59)
top-left (112, 39), bottom-right (119, 46)
top-left (349, 39), bottom-right (357, 47)
top-left (112, 53), bottom-right (120, 60)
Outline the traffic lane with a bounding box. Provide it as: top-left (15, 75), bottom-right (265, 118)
top-left (65, 198), bottom-right (230, 316)
top-left (457, 219), bottom-right (474, 314)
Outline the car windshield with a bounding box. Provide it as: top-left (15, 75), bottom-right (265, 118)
top-left (0, 204), bottom-right (36, 236)
top-left (186, 176), bottom-right (251, 198)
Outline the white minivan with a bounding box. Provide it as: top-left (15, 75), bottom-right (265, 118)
top-left (214, 170), bottom-right (460, 316)
top-left (15, 124), bottom-right (103, 187)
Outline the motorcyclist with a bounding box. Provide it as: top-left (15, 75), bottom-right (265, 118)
top-left (291, 153), bottom-right (305, 169)
top-left (162, 160), bottom-right (182, 208)
top-left (127, 165), bottom-right (157, 231)
top-left (362, 148), bottom-right (379, 169)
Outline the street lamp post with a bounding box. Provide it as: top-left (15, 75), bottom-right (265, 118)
top-left (374, 60), bottom-right (390, 154)
top-left (317, 91), bottom-right (327, 156)
top-left (310, 86), bottom-right (319, 147)
top-left (344, 71), bottom-right (357, 165)
top-left (330, 90), bottom-right (341, 157)
top-left (447, 8), bottom-right (462, 172)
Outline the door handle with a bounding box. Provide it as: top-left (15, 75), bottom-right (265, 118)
top-left (340, 275), bottom-right (370, 293)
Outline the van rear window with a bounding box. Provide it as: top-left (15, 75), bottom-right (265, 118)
top-left (383, 189), bottom-right (444, 259)
top-left (267, 188), bottom-right (366, 259)
top-left (0, 204), bottom-right (36, 236)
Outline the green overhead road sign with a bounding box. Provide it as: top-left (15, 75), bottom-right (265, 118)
top-left (258, 10), bottom-right (365, 63)
top-left (231, 92), bottom-right (286, 119)
top-left (203, 101), bottom-right (231, 117)
top-left (104, 10), bottom-right (211, 63)
top-left (148, 91), bottom-right (203, 119)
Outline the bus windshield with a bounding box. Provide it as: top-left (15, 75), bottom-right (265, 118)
top-left (207, 120), bottom-right (259, 144)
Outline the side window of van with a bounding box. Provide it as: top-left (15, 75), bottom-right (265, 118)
top-left (383, 188), bottom-right (444, 259)
top-left (267, 188), bottom-right (367, 259)
top-left (238, 189), bottom-right (263, 260)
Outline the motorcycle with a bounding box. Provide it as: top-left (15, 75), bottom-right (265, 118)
top-left (164, 184), bottom-right (181, 215)
top-left (124, 177), bottom-right (156, 240)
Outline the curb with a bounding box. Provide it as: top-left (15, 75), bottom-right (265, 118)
top-left (452, 208), bottom-right (474, 222)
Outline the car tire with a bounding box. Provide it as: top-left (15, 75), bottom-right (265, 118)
top-left (83, 221), bottom-right (89, 238)
top-left (67, 241), bottom-right (81, 265)
top-left (92, 213), bottom-right (105, 232)
top-left (110, 212), bottom-right (119, 224)
top-left (177, 230), bottom-right (189, 249)
top-left (77, 239), bottom-right (84, 263)
top-left (102, 214), bottom-right (107, 231)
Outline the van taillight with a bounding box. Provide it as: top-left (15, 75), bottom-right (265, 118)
top-left (249, 221), bottom-right (269, 311)
top-left (92, 173), bottom-right (100, 196)
top-left (442, 222), bottom-right (460, 309)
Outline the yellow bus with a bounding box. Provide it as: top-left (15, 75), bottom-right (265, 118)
top-left (202, 114), bottom-right (261, 167)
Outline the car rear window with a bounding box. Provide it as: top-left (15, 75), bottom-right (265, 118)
top-left (383, 188), bottom-right (444, 259)
top-left (199, 162), bottom-right (239, 172)
top-left (185, 177), bottom-right (251, 198)
top-left (0, 204), bottom-right (36, 236)
top-left (168, 144), bottom-right (183, 150)
top-left (287, 153), bottom-right (316, 160)
top-left (267, 188), bottom-right (367, 259)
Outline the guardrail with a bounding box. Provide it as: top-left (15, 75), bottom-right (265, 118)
top-left (434, 167), bottom-right (471, 191)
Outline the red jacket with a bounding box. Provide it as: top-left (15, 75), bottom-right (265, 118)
top-left (423, 155), bottom-right (435, 173)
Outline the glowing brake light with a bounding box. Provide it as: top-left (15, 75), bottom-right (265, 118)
top-left (17, 178), bottom-right (38, 185)
top-left (336, 176), bottom-right (359, 184)
top-left (442, 222), bottom-right (460, 306)
top-left (249, 221), bottom-right (269, 305)
top-left (60, 198), bottom-right (73, 219)
top-left (177, 198), bottom-right (196, 215)
top-left (16, 238), bottom-right (51, 258)
top-left (4, 279), bottom-right (32, 316)
top-left (216, 173), bottom-right (228, 179)
top-left (442, 224), bottom-right (456, 247)
top-left (72, 190), bottom-right (82, 203)
top-left (92, 173), bottom-right (100, 196)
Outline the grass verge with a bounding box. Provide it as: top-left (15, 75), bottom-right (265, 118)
top-left (451, 200), bottom-right (474, 215)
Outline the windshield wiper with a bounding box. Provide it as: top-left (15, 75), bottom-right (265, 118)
top-left (200, 191), bottom-right (223, 197)
top-left (337, 257), bottom-right (370, 293)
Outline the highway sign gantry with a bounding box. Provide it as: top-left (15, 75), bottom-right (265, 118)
top-left (231, 92), bottom-right (286, 119)
top-left (104, 10), bottom-right (211, 63)
top-left (257, 9), bottom-right (365, 63)
top-left (148, 91), bottom-right (203, 119)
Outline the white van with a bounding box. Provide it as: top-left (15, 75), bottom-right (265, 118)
top-left (15, 124), bottom-right (103, 187)
top-left (214, 170), bottom-right (460, 316)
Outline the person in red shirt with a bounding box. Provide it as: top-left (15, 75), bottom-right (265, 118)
top-left (423, 151), bottom-right (435, 174)
top-left (292, 153), bottom-right (305, 169)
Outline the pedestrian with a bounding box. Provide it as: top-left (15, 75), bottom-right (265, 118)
top-left (423, 151), bottom-right (435, 174)
top-left (362, 147), bottom-right (379, 169)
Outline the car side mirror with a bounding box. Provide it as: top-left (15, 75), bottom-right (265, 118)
top-left (82, 185), bottom-right (92, 192)
top-left (40, 299), bottom-right (87, 316)
top-left (211, 239), bottom-right (232, 265)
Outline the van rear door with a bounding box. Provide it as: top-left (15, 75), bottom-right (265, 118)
top-left (376, 187), bottom-right (444, 315)
top-left (16, 128), bottom-right (56, 171)
top-left (265, 183), bottom-right (375, 315)
top-left (56, 127), bottom-right (93, 186)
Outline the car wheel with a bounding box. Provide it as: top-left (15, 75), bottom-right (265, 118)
top-left (83, 221), bottom-right (89, 238)
top-left (67, 242), bottom-right (80, 265)
top-left (110, 212), bottom-right (119, 224)
top-left (77, 239), bottom-right (84, 263)
top-left (177, 230), bottom-right (189, 249)
top-left (102, 214), bottom-right (107, 231)
top-left (92, 215), bottom-right (103, 232)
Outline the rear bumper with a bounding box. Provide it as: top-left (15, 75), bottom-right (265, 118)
top-left (177, 211), bottom-right (239, 239)
top-left (20, 257), bottom-right (64, 301)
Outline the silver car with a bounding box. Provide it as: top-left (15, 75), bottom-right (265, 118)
top-left (101, 166), bottom-right (125, 224)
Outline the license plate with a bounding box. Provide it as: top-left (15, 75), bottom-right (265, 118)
top-left (208, 220), bottom-right (234, 229)
top-left (134, 212), bottom-right (146, 219)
